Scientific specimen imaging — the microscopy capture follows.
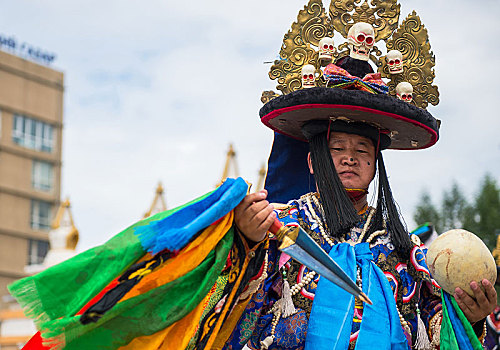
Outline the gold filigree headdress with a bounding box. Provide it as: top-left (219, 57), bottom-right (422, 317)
top-left (261, 0), bottom-right (439, 110)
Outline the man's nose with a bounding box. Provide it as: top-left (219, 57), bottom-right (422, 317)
top-left (341, 153), bottom-right (357, 165)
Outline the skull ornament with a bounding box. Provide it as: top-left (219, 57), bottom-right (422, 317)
top-left (386, 50), bottom-right (403, 74)
top-left (347, 22), bottom-right (375, 61)
top-left (318, 37), bottom-right (335, 63)
top-left (301, 65), bottom-right (316, 88)
top-left (395, 82), bottom-right (413, 102)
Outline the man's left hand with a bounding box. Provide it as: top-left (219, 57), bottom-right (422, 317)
top-left (454, 279), bottom-right (497, 323)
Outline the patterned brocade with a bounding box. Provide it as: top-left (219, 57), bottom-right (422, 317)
top-left (192, 231), bottom-right (268, 349)
top-left (225, 193), bottom-right (443, 349)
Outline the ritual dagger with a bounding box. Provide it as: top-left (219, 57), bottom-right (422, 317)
top-left (269, 218), bottom-right (372, 305)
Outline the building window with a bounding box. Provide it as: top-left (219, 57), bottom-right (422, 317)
top-left (27, 239), bottom-right (49, 265)
top-left (31, 200), bottom-right (52, 231)
top-left (32, 160), bottom-right (54, 192)
top-left (12, 114), bottom-right (54, 153)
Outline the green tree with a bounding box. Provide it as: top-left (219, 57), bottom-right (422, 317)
top-left (468, 174), bottom-right (500, 249)
top-left (413, 175), bottom-right (500, 250)
top-left (414, 191), bottom-right (442, 234)
top-left (440, 182), bottom-right (472, 233)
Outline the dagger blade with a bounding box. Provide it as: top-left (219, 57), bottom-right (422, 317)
top-left (270, 219), bottom-right (372, 305)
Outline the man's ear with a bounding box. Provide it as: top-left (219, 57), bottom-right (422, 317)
top-left (307, 152), bottom-right (314, 175)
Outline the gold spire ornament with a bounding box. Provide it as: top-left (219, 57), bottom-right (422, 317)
top-left (143, 182), bottom-right (167, 218)
top-left (216, 143), bottom-right (240, 187)
top-left (51, 198), bottom-right (79, 250)
top-left (255, 163), bottom-right (267, 193)
top-left (262, 0), bottom-right (439, 110)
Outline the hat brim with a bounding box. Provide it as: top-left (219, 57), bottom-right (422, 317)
top-left (259, 87), bottom-right (439, 150)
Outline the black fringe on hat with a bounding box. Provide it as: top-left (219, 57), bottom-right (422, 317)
top-left (303, 122), bottom-right (359, 238)
top-left (368, 153), bottom-right (413, 258)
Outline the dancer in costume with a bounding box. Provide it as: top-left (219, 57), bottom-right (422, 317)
top-left (8, 1), bottom-right (497, 349)
top-left (225, 2), bottom-right (497, 349)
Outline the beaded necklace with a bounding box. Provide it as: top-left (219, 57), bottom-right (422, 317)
top-left (304, 193), bottom-right (411, 336)
top-left (261, 193), bottom-right (412, 350)
top-left (306, 192), bottom-right (385, 246)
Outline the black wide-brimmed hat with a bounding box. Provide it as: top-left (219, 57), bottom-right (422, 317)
top-left (260, 86), bottom-right (439, 150)
top-left (259, 0), bottom-right (440, 153)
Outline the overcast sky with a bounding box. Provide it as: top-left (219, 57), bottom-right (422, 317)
top-left (1, 0), bottom-right (498, 251)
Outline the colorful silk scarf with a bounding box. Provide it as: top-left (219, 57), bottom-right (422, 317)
top-left (9, 177), bottom-right (248, 350)
top-left (323, 64), bottom-right (389, 95)
top-left (441, 291), bottom-right (483, 350)
top-left (305, 242), bottom-right (408, 350)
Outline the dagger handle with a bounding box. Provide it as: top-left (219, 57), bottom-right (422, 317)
top-left (268, 218), bottom-right (296, 242)
top-left (269, 218), bottom-right (283, 235)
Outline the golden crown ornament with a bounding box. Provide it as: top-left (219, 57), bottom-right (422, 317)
top-left (261, 0), bottom-right (439, 110)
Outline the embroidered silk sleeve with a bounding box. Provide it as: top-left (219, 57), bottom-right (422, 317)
top-left (190, 228), bottom-right (269, 349)
top-left (419, 281), bottom-right (442, 343)
top-left (412, 244), bottom-right (442, 345)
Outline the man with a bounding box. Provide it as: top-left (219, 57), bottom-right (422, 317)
top-left (8, 2), bottom-right (496, 349)
top-left (218, 1), bottom-right (498, 346)
top-left (231, 124), bottom-right (496, 348)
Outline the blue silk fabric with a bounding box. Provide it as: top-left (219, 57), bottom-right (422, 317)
top-left (305, 242), bottom-right (409, 350)
top-left (135, 177), bottom-right (248, 254)
top-left (443, 292), bottom-right (472, 349)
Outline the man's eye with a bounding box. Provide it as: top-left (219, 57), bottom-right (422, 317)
top-left (357, 149), bottom-right (368, 154)
top-left (330, 148), bottom-right (343, 151)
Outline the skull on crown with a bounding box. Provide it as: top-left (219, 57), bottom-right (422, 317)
top-left (347, 22), bottom-right (375, 61)
top-left (301, 65), bottom-right (316, 88)
top-left (395, 82), bottom-right (413, 102)
top-left (318, 37), bottom-right (335, 63)
top-left (386, 50), bottom-right (403, 74)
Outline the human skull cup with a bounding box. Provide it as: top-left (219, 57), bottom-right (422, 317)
top-left (318, 37), bottom-right (335, 62)
top-left (347, 22), bottom-right (375, 61)
top-left (396, 82), bottom-right (413, 102)
top-left (301, 65), bottom-right (316, 88)
top-left (386, 50), bottom-right (403, 74)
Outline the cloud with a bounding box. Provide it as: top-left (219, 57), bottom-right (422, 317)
top-left (0, 0), bottom-right (498, 248)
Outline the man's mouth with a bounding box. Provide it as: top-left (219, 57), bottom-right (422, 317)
top-left (339, 171), bottom-right (358, 177)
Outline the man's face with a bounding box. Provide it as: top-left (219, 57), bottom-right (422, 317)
top-left (308, 131), bottom-right (377, 189)
top-left (329, 132), bottom-right (376, 189)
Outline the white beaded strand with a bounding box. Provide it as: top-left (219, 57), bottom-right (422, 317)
top-left (306, 193), bottom-right (382, 245)
top-left (290, 270), bottom-right (316, 296)
top-left (305, 194), bottom-right (334, 246)
top-left (303, 193), bottom-right (411, 340)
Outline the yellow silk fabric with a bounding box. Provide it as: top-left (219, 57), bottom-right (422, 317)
top-left (121, 212), bottom-right (233, 302)
top-left (117, 212), bottom-right (233, 349)
top-left (118, 292), bottom-right (212, 350)
top-left (211, 298), bottom-right (252, 349)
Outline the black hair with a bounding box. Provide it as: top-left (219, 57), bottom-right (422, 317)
top-left (302, 120), bottom-right (413, 258)
top-left (302, 121), bottom-right (359, 238)
top-left (367, 153), bottom-right (413, 258)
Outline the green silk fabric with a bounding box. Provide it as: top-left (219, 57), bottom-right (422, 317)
top-left (8, 191), bottom-right (214, 347)
top-left (440, 292), bottom-right (483, 350)
top-left (48, 230), bottom-right (233, 349)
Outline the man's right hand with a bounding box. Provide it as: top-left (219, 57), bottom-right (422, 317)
top-left (234, 189), bottom-right (276, 243)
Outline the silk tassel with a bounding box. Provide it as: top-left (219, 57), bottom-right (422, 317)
top-left (277, 279), bottom-right (296, 318)
top-left (260, 336), bottom-right (274, 349)
top-left (415, 310), bottom-right (431, 350)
